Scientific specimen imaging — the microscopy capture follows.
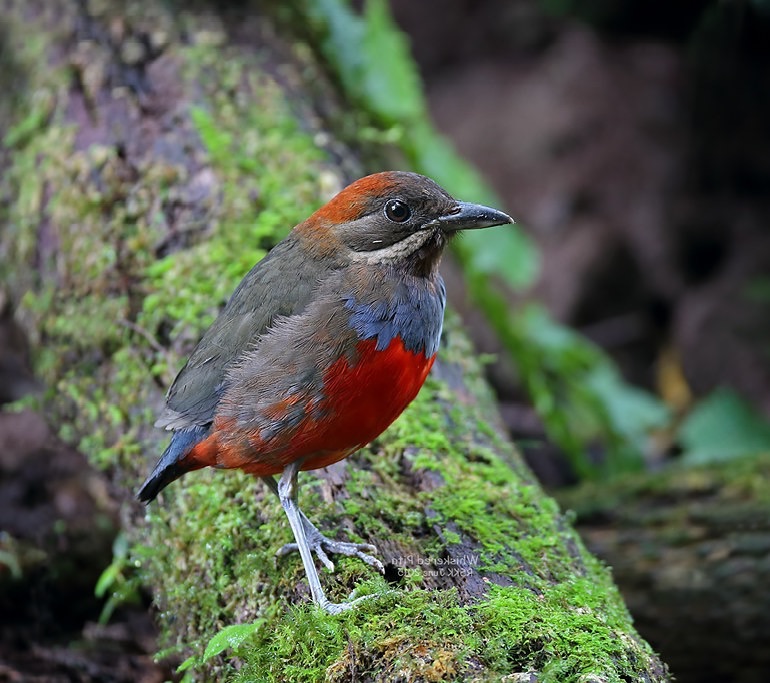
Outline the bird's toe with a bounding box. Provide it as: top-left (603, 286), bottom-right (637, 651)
top-left (317, 538), bottom-right (384, 574)
top-left (276, 534), bottom-right (383, 573)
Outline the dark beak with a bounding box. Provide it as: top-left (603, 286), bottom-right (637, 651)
top-left (436, 201), bottom-right (514, 233)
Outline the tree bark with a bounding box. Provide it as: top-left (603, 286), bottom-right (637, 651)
top-left (0, 1), bottom-right (669, 680)
top-left (561, 455), bottom-right (770, 683)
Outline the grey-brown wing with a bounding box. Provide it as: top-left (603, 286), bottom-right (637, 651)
top-left (156, 236), bottom-right (334, 430)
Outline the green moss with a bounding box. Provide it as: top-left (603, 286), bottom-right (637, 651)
top-left (188, 563), bottom-right (645, 682)
top-left (232, 590), bottom-right (477, 683)
top-left (475, 579), bottom-right (644, 681)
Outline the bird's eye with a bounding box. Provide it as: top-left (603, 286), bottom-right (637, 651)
top-left (384, 199), bottom-right (411, 223)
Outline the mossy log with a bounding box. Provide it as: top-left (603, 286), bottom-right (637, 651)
top-left (560, 455), bottom-right (770, 683)
top-left (0, 1), bottom-right (668, 680)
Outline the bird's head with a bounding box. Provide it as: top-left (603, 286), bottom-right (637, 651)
top-left (295, 171), bottom-right (514, 275)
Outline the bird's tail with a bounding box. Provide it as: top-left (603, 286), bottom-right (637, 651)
top-left (137, 425), bottom-right (210, 503)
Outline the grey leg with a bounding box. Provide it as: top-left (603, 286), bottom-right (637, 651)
top-left (262, 475), bottom-right (383, 573)
top-left (274, 464), bottom-right (374, 614)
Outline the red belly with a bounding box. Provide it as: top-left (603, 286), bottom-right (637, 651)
top-left (234, 336), bottom-right (435, 475)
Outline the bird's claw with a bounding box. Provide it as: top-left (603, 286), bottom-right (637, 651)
top-left (319, 591), bottom-right (376, 615)
top-left (276, 520), bottom-right (384, 574)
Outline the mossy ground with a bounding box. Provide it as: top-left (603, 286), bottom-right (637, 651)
top-left (1, 2), bottom-right (665, 682)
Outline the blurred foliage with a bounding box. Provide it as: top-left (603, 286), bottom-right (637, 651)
top-left (487, 302), bottom-right (669, 477)
top-left (680, 389), bottom-right (770, 464)
top-left (296, 0), bottom-right (671, 477)
top-left (94, 532), bottom-right (143, 624)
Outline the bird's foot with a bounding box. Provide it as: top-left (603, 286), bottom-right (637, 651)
top-left (319, 591), bottom-right (377, 615)
top-left (276, 519), bottom-right (384, 574)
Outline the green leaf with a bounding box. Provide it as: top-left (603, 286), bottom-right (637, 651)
top-left (94, 532), bottom-right (129, 598)
top-left (178, 621), bottom-right (264, 672)
top-left (176, 655), bottom-right (198, 673)
top-left (201, 621), bottom-right (264, 663)
top-left (679, 388), bottom-right (770, 464)
top-left (94, 562), bottom-right (121, 598)
top-left (305, 0), bottom-right (425, 124)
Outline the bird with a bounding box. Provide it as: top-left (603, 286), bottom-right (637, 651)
top-left (137, 171), bottom-right (513, 613)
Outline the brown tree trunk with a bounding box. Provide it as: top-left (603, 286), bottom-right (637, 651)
top-left (562, 455), bottom-right (770, 683)
top-left (0, 0), bottom-right (669, 680)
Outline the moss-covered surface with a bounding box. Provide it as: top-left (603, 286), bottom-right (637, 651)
top-left (0, 1), bottom-right (667, 681)
top-left (559, 454), bottom-right (770, 683)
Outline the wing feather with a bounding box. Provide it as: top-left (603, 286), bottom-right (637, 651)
top-left (156, 236), bottom-right (337, 429)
